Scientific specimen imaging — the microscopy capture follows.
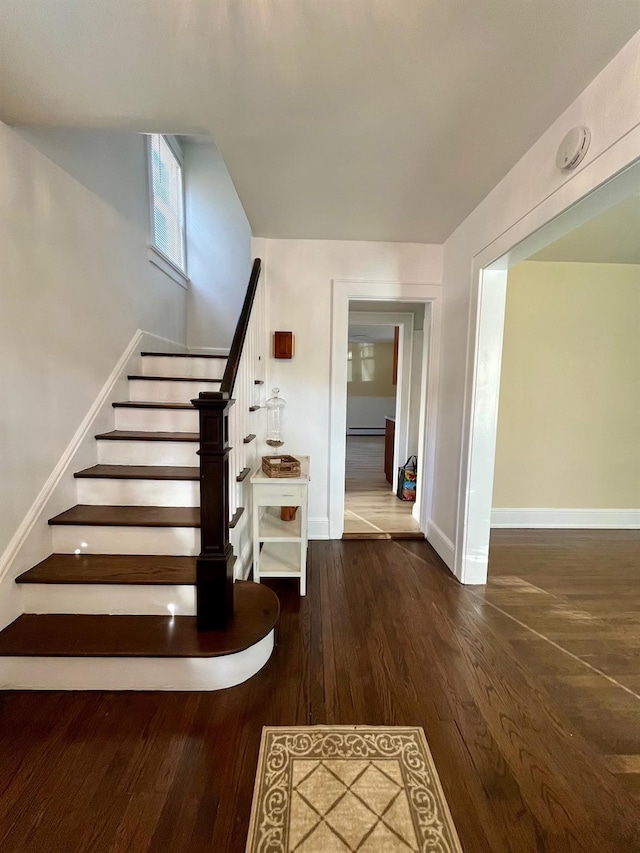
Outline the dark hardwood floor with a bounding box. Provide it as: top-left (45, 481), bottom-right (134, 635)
top-left (485, 529), bottom-right (640, 807)
top-left (1, 534), bottom-right (640, 852)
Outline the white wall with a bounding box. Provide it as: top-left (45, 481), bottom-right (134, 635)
top-left (0, 124), bottom-right (187, 613)
top-left (346, 339), bottom-right (396, 432)
top-left (184, 141), bottom-right (253, 350)
top-left (432, 30), bottom-right (640, 577)
top-left (493, 261), bottom-right (640, 511)
top-left (347, 397), bottom-right (396, 432)
top-left (255, 239), bottom-right (442, 537)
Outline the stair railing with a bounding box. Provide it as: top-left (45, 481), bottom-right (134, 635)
top-left (192, 258), bottom-right (265, 630)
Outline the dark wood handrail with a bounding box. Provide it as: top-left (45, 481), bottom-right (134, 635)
top-left (219, 258), bottom-right (262, 397)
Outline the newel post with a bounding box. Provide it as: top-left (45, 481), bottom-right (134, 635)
top-left (192, 392), bottom-right (236, 631)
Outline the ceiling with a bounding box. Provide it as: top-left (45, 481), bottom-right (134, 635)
top-left (1, 2), bottom-right (638, 243)
top-left (529, 195), bottom-right (640, 264)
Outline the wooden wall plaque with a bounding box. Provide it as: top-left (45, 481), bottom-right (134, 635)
top-left (273, 331), bottom-right (295, 359)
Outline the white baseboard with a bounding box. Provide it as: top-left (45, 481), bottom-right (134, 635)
top-left (426, 519), bottom-right (455, 569)
top-left (0, 330), bottom-right (187, 630)
top-left (309, 517), bottom-right (330, 540)
top-left (491, 508), bottom-right (640, 528)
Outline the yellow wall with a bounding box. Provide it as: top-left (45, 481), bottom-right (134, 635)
top-left (347, 341), bottom-right (396, 397)
top-left (493, 261), bottom-right (640, 508)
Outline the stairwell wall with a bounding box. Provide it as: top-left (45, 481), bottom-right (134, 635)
top-left (0, 124), bottom-right (188, 622)
top-left (183, 140), bottom-right (253, 351)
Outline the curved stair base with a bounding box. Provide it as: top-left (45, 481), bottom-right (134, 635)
top-left (0, 581), bottom-right (279, 691)
top-left (0, 631), bottom-right (274, 691)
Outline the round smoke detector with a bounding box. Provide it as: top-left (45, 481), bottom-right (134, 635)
top-left (556, 126), bottom-right (591, 170)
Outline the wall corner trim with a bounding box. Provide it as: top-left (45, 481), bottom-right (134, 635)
top-left (309, 518), bottom-right (330, 540)
top-left (426, 519), bottom-right (455, 569)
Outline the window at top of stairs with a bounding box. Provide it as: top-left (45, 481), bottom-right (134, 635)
top-left (147, 134), bottom-right (187, 276)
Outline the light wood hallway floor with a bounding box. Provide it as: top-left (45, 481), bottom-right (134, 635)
top-left (343, 435), bottom-right (421, 536)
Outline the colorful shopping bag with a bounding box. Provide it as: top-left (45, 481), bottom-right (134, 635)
top-left (396, 456), bottom-right (417, 501)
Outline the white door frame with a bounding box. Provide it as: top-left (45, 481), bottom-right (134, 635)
top-left (329, 280), bottom-right (442, 540)
top-left (457, 151), bottom-right (640, 585)
top-left (347, 311), bottom-right (414, 493)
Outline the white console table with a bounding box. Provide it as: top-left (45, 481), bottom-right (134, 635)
top-left (250, 456), bottom-right (309, 595)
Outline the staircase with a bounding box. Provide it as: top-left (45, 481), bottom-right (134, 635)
top-left (0, 262), bottom-right (279, 690)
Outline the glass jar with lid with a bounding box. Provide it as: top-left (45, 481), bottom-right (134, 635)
top-left (265, 387), bottom-right (286, 447)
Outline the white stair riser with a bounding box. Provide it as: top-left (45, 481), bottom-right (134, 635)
top-left (52, 525), bottom-right (199, 555)
top-left (97, 440), bottom-right (198, 466)
top-left (76, 478), bottom-right (199, 507)
top-left (0, 632), bottom-right (274, 691)
top-left (21, 583), bottom-right (196, 616)
top-left (129, 378), bottom-right (220, 403)
top-left (115, 407), bottom-right (199, 432)
top-left (142, 356), bottom-right (226, 380)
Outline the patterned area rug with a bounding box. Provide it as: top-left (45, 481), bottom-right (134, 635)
top-left (245, 726), bottom-right (463, 852)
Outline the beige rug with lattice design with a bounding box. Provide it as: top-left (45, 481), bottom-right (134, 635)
top-left (245, 726), bottom-right (463, 852)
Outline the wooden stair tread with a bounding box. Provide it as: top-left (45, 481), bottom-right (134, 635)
top-left (0, 583), bottom-right (279, 658)
top-left (48, 505), bottom-right (200, 528)
top-left (16, 554), bottom-right (197, 585)
top-left (112, 401), bottom-right (195, 410)
top-left (95, 430), bottom-right (199, 442)
top-left (74, 465), bottom-right (199, 481)
top-left (128, 375), bottom-right (221, 382)
top-left (140, 352), bottom-right (228, 359)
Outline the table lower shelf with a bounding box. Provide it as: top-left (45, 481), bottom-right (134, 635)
top-left (258, 506), bottom-right (302, 541)
top-left (257, 541), bottom-right (305, 577)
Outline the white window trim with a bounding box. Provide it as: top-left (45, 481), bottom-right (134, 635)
top-left (147, 244), bottom-right (189, 288)
top-left (145, 134), bottom-right (189, 287)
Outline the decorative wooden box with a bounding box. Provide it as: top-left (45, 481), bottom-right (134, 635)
top-left (273, 331), bottom-right (295, 359)
top-left (261, 455), bottom-right (301, 478)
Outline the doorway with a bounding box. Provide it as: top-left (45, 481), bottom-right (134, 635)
top-left (343, 317), bottom-right (421, 536)
top-left (461, 157), bottom-right (640, 584)
top-left (329, 280), bottom-right (442, 540)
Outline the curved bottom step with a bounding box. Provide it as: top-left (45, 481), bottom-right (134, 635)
top-left (0, 581), bottom-right (279, 691)
top-left (0, 632), bottom-right (275, 691)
